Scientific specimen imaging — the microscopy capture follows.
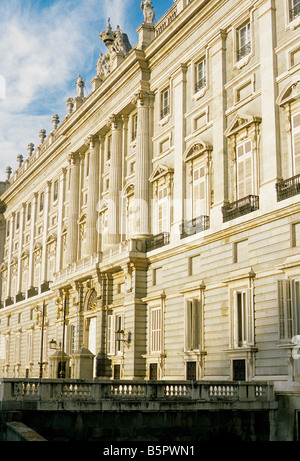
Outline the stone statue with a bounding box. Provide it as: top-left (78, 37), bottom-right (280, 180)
top-left (96, 53), bottom-right (110, 78)
top-left (76, 74), bottom-right (85, 98)
top-left (141, 0), bottom-right (155, 24)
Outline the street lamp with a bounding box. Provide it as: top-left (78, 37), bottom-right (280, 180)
top-left (55, 291), bottom-right (68, 378)
top-left (34, 299), bottom-right (47, 379)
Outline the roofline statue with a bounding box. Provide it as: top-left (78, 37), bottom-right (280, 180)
top-left (141, 0), bottom-right (155, 24)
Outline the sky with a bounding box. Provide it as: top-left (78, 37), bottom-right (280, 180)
top-left (0, 0), bottom-right (174, 182)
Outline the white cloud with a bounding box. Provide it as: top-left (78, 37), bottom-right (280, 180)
top-left (0, 0), bottom-right (172, 182)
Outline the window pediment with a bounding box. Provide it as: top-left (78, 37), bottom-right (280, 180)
top-left (277, 79), bottom-right (300, 107)
top-left (184, 140), bottom-right (212, 163)
top-left (225, 113), bottom-right (261, 138)
top-left (149, 164), bottom-right (174, 183)
top-left (99, 199), bottom-right (108, 213)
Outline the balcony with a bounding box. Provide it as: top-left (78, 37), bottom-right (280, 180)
top-left (222, 195), bottom-right (259, 223)
top-left (290, 2), bottom-right (300, 21)
top-left (180, 215), bottom-right (210, 239)
top-left (276, 174), bottom-right (300, 202)
top-left (146, 232), bottom-right (170, 252)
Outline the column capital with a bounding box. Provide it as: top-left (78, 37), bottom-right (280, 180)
top-left (131, 90), bottom-right (151, 107)
top-left (107, 114), bottom-right (122, 130)
top-left (68, 151), bottom-right (80, 166)
top-left (85, 134), bottom-right (100, 148)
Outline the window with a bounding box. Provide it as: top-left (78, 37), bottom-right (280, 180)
top-left (290, 0), bottom-right (300, 21)
top-left (189, 254), bottom-right (201, 276)
top-left (237, 21), bottom-right (251, 61)
top-left (278, 280), bottom-right (300, 341)
top-left (101, 210), bottom-right (108, 250)
top-left (195, 58), bottom-right (207, 93)
top-left (107, 135), bottom-right (111, 161)
top-left (292, 223), bottom-right (300, 247)
top-left (16, 212), bottom-right (20, 231)
top-left (153, 267), bottom-right (162, 286)
top-left (27, 203), bottom-right (31, 222)
top-left (39, 192), bottom-right (44, 213)
top-left (150, 307), bottom-right (162, 353)
top-left (233, 288), bottom-right (254, 347)
top-left (126, 194), bottom-right (135, 239)
top-left (157, 184), bottom-right (169, 233)
top-left (53, 180), bottom-right (59, 202)
top-left (236, 139), bottom-right (253, 199)
top-left (107, 313), bottom-right (123, 355)
top-left (192, 165), bottom-right (206, 218)
top-left (292, 112), bottom-right (300, 175)
top-left (234, 239), bottom-right (249, 263)
top-left (161, 88), bottom-right (170, 119)
top-left (132, 114), bottom-right (137, 141)
top-left (186, 299), bottom-right (201, 351)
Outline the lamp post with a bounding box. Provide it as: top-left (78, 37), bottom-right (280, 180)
top-left (34, 299), bottom-right (46, 379)
top-left (55, 291), bottom-right (68, 378)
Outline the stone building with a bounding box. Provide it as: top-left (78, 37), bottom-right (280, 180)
top-left (0, 0), bottom-right (300, 440)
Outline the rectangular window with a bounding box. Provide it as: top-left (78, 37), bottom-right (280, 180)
top-left (53, 180), bottom-right (59, 202)
top-left (107, 315), bottom-right (114, 356)
top-left (127, 195), bottom-right (135, 238)
top-left (27, 203), bottom-right (31, 222)
top-left (115, 314), bottom-right (123, 355)
top-left (290, 0), bottom-right (300, 21)
top-left (192, 165), bottom-right (206, 218)
top-left (292, 112), bottom-right (300, 175)
top-left (237, 21), bottom-right (251, 61)
top-left (157, 185), bottom-right (169, 233)
top-left (278, 280), bottom-right (300, 340)
top-left (292, 222), bottom-right (300, 247)
top-left (16, 212), bottom-right (20, 231)
top-left (186, 299), bottom-right (201, 351)
top-left (234, 239), bottom-right (248, 263)
top-left (161, 88), bottom-right (170, 119)
top-left (233, 288), bottom-right (254, 347)
top-left (39, 192), bottom-right (44, 213)
top-left (150, 307), bottom-right (161, 353)
top-left (195, 58), bottom-right (207, 92)
top-left (236, 139), bottom-right (253, 199)
top-left (132, 114), bottom-right (137, 141)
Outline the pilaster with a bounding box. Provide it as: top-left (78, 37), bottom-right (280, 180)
top-left (67, 152), bottom-right (80, 264)
top-left (107, 115), bottom-right (123, 246)
top-left (86, 135), bottom-right (100, 255)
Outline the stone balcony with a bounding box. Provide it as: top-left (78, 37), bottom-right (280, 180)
top-left (0, 378), bottom-right (277, 413)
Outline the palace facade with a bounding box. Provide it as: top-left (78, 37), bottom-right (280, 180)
top-left (1, 0), bottom-right (300, 440)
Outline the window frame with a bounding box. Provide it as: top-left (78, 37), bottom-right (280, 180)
top-left (278, 279), bottom-right (300, 342)
top-left (232, 287), bottom-right (255, 348)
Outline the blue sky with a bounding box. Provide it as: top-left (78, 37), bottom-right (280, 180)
top-left (0, 0), bottom-right (174, 182)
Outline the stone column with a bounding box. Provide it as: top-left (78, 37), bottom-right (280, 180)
top-left (172, 65), bottom-right (187, 238)
top-left (133, 91), bottom-right (151, 237)
top-left (258, 0), bottom-right (280, 206)
top-left (209, 31), bottom-right (227, 223)
top-left (28, 193), bottom-right (38, 290)
top-left (56, 168), bottom-right (67, 272)
top-left (107, 116), bottom-right (123, 246)
top-left (67, 152), bottom-right (80, 264)
top-left (86, 135), bottom-right (100, 255)
top-left (41, 181), bottom-right (51, 284)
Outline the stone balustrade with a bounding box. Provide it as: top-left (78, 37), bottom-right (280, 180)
top-left (0, 378), bottom-right (277, 412)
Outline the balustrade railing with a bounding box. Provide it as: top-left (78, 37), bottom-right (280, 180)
top-left (0, 378), bottom-right (276, 410)
top-left (180, 215), bottom-right (210, 239)
top-left (222, 195), bottom-right (259, 222)
top-left (276, 173), bottom-right (300, 201)
top-left (146, 232), bottom-right (170, 251)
